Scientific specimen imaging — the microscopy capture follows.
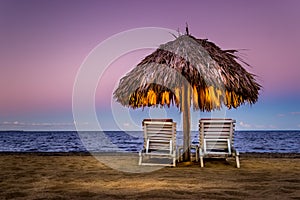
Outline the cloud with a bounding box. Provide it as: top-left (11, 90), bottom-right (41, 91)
top-left (0, 121), bottom-right (76, 127)
top-left (28, 122), bottom-right (76, 127)
top-left (1, 121), bottom-right (25, 125)
top-left (269, 124), bottom-right (277, 129)
top-left (290, 112), bottom-right (300, 115)
top-left (254, 124), bottom-right (266, 129)
top-left (239, 121), bottom-right (251, 128)
top-left (277, 112), bottom-right (300, 117)
top-left (123, 123), bottom-right (131, 127)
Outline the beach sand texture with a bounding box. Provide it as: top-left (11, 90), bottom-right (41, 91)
top-left (0, 154), bottom-right (299, 200)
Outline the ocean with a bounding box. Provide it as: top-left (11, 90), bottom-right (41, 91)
top-left (0, 130), bottom-right (299, 153)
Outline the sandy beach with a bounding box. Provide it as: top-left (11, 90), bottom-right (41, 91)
top-left (0, 153), bottom-right (299, 200)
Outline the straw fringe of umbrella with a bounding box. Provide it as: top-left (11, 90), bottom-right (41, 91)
top-left (114, 34), bottom-right (261, 112)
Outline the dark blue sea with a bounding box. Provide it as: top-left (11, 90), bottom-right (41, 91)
top-left (0, 131), bottom-right (299, 153)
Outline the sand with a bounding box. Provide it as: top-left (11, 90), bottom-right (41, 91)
top-left (0, 153), bottom-right (299, 200)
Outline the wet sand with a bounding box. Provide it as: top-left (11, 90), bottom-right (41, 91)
top-left (0, 153), bottom-right (299, 199)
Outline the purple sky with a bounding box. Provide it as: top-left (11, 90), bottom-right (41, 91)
top-left (1, 0), bottom-right (300, 130)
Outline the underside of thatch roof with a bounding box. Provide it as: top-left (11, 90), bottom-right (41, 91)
top-left (113, 34), bottom-right (261, 111)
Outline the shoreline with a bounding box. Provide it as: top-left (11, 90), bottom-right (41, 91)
top-left (0, 151), bottom-right (300, 158)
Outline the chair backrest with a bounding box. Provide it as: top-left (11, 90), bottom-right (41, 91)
top-left (199, 119), bottom-right (236, 155)
top-left (142, 119), bottom-right (176, 154)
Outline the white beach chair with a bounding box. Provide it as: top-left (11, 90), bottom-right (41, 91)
top-left (198, 118), bottom-right (240, 168)
top-left (139, 119), bottom-right (177, 167)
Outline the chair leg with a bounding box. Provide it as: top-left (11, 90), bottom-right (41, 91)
top-left (172, 151), bottom-right (176, 167)
top-left (236, 156), bottom-right (240, 168)
top-left (176, 148), bottom-right (181, 162)
top-left (235, 150), bottom-right (240, 168)
top-left (195, 146), bottom-right (199, 162)
top-left (138, 151), bottom-right (142, 165)
top-left (177, 146), bottom-right (183, 162)
top-left (173, 156), bottom-right (176, 167)
top-left (199, 148), bottom-right (204, 167)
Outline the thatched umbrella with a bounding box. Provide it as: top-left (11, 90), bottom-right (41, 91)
top-left (114, 27), bottom-right (260, 161)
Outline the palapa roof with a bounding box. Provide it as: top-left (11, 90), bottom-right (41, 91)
top-left (113, 33), bottom-right (261, 111)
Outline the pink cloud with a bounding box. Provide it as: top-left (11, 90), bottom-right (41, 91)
top-left (290, 112), bottom-right (300, 115)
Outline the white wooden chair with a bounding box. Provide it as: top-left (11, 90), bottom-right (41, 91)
top-left (139, 119), bottom-right (177, 167)
top-left (198, 119), bottom-right (240, 168)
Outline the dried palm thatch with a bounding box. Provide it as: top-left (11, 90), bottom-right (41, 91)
top-left (114, 34), bottom-right (261, 112)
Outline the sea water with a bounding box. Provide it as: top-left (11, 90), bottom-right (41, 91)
top-left (0, 130), bottom-right (299, 153)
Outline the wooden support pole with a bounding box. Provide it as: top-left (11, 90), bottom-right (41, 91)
top-left (182, 83), bottom-right (191, 161)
